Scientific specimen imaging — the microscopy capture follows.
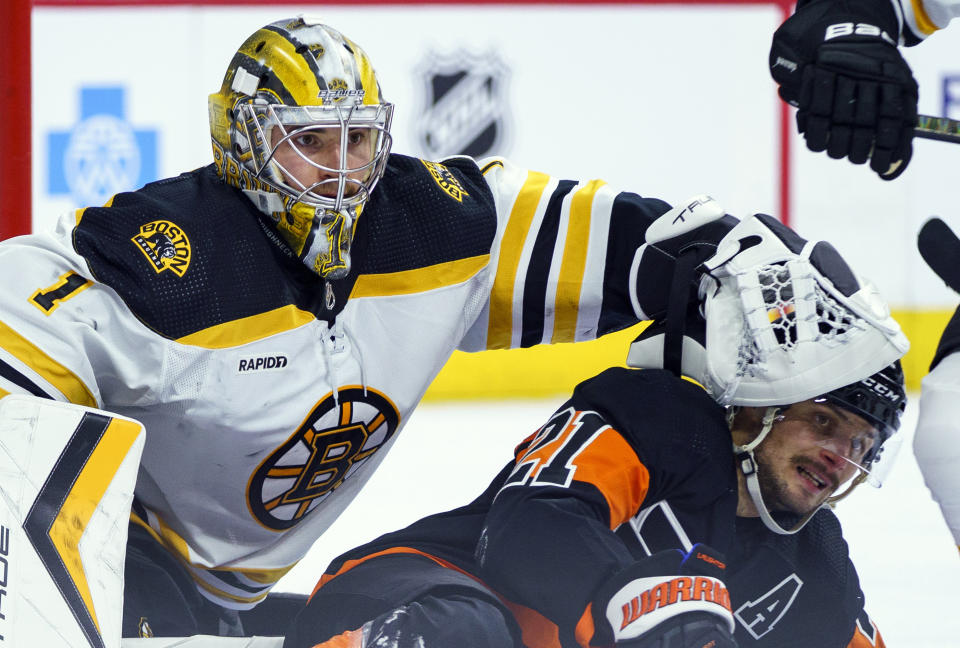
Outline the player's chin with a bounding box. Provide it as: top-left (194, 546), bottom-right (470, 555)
top-left (784, 476), bottom-right (830, 514)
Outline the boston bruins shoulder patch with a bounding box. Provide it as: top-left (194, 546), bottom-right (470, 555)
top-left (421, 160), bottom-right (469, 202)
top-left (132, 220), bottom-right (192, 277)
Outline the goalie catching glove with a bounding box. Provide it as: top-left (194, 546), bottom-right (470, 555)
top-left (628, 211), bottom-right (908, 406)
top-left (589, 544), bottom-right (737, 648)
top-left (769, 0), bottom-right (918, 179)
top-left (630, 195), bottom-right (738, 322)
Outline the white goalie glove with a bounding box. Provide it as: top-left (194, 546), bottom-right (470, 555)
top-left (628, 207), bottom-right (908, 406)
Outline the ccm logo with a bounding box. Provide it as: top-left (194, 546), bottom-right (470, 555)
top-left (0, 525), bottom-right (10, 641)
top-left (237, 355), bottom-right (288, 373)
top-left (621, 576), bottom-right (731, 630)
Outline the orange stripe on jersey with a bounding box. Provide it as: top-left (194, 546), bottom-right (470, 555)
top-left (503, 600), bottom-right (562, 648)
top-left (310, 628), bottom-right (364, 648)
top-left (312, 547), bottom-right (468, 599)
top-left (552, 179), bottom-right (606, 343)
top-left (574, 427), bottom-right (650, 528)
top-left (514, 411), bottom-right (649, 529)
top-left (848, 618), bottom-right (885, 648)
top-left (312, 546), bottom-right (567, 648)
top-left (573, 602), bottom-right (599, 648)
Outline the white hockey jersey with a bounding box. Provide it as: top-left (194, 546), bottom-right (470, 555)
top-left (916, 349), bottom-right (960, 549)
top-left (0, 153), bottom-right (674, 609)
top-left (897, 0), bottom-right (960, 43)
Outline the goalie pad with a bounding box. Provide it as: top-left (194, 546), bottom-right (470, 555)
top-left (0, 395), bottom-right (144, 648)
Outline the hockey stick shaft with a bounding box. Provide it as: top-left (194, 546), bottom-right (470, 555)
top-left (918, 217), bottom-right (960, 295)
top-left (916, 114), bottom-right (960, 144)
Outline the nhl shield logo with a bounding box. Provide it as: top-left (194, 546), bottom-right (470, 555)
top-left (416, 51), bottom-right (511, 159)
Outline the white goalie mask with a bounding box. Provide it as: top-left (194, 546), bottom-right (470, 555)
top-left (627, 212), bottom-right (909, 407)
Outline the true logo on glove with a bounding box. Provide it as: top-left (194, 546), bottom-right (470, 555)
top-left (620, 576), bottom-right (732, 631)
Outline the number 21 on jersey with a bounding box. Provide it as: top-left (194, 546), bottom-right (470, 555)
top-left (504, 406), bottom-right (607, 489)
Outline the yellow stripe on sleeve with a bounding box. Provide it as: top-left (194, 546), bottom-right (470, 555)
top-left (552, 180), bottom-right (606, 343)
top-left (486, 171), bottom-right (551, 349)
top-left (0, 319), bottom-right (96, 407)
top-left (910, 0), bottom-right (942, 33)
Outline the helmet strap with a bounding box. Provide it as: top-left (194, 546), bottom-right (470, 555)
top-left (664, 248), bottom-right (703, 376)
top-left (734, 406), bottom-right (822, 535)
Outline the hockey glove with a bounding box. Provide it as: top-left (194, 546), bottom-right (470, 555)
top-left (590, 544), bottom-right (737, 648)
top-left (769, 0), bottom-right (918, 179)
top-left (630, 195), bottom-right (739, 322)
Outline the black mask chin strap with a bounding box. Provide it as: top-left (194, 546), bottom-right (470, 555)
top-left (663, 248), bottom-right (702, 377)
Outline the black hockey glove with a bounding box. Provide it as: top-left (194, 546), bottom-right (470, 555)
top-left (769, 0), bottom-right (918, 179)
top-left (631, 195), bottom-right (739, 322)
top-left (590, 544), bottom-right (737, 648)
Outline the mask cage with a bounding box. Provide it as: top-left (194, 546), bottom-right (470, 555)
top-left (238, 102), bottom-right (394, 213)
top-left (715, 260), bottom-right (875, 404)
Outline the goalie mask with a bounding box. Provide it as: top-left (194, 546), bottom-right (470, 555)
top-left (627, 211), bottom-right (909, 407)
top-left (208, 16), bottom-right (394, 279)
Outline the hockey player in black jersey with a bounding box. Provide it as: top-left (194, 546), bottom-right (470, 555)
top-left (283, 215), bottom-right (907, 648)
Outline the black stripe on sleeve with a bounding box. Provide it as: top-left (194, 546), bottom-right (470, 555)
top-left (520, 180), bottom-right (577, 348)
top-left (597, 193), bottom-right (671, 336)
top-left (0, 358), bottom-right (56, 400)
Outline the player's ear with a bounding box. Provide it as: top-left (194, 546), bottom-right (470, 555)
top-left (728, 406), bottom-right (764, 446)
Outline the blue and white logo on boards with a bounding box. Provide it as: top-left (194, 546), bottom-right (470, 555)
top-left (47, 86), bottom-right (159, 207)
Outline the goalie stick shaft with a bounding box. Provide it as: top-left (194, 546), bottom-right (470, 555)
top-left (915, 114), bottom-right (960, 144)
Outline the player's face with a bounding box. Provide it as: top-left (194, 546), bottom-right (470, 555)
top-left (269, 124), bottom-right (375, 198)
top-left (753, 400), bottom-right (878, 515)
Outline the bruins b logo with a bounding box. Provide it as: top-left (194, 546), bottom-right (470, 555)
top-left (248, 386), bottom-right (400, 531)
